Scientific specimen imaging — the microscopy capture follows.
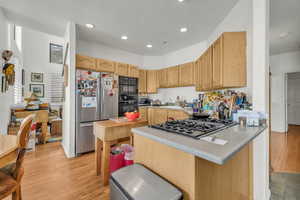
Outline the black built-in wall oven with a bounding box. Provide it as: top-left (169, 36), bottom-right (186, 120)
top-left (118, 76), bottom-right (138, 116)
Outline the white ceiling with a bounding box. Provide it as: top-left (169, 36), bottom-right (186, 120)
top-left (0, 0), bottom-right (239, 56)
top-left (270, 0), bottom-right (300, 55)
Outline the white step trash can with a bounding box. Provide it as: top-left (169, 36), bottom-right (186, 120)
top-left (110, 164), bottom-right (183, 200)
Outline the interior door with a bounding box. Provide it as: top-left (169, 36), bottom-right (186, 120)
top-left (287, 74), bottom-right (300, 125)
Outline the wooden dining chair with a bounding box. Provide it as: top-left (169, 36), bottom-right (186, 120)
top-left (0, 114), bottom-right (34, 200)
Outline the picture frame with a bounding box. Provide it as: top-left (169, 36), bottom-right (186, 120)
top-left (29, 84), bottom-right (44, 98)
top-left (22, 69), bottom-right (25, 85)
top-left (31, 72), bottom-right (43, 83)
top-left (50, 43), bottom-right (63, 64)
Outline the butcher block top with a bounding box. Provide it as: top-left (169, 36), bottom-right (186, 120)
top-left (93, 119), bottom-right (148, 141)
top-left (0, 135), bottom-right (18, 158)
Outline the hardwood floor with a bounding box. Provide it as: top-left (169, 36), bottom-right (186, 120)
top-left (5, 142), bottom-right (109, 200)
top-left (3, 125), bottom-right (296, 199)
top-left (271, 125), bottom-right (300, 173)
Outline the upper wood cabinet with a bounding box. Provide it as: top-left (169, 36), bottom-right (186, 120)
top-left (96, 58), bottom-right (115, 72)
top-left (167, 66), bottom-right (179, 87)
top-left (179, 62), bottom-right (195, 86)
top-left (158, 68), bottom-right (168, 88)
top-left (128, 65), bottom-right (140, 78)
top-left (76, 32), bottom-right (246, 92)
top-left (116, 62), bottom-right (129, 76)
top-left (147, 70), bottom-right (158, 93)
top-left (76, 54), bottom-right (97, 70)
top-left (200, 47), bottom-right (213, 91)
top-left (139, 69), bottom-right (147, 94)
top-left (212, 37), bottom-right (223, 89)
top-left (221, 32), bottom-right (246, 88)
top-left (195, 58), bottom-right (202, 91)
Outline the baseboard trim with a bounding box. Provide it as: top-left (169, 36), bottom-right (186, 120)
top-left (61, 143), bottom-right (75, 158)
top-left (271, 131), bottom-right (287, 134)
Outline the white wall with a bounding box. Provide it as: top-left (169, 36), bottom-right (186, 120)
top-left (77, 40), bottom-right (144, 66)
top-left (62, 22), bottom-right (76, 158)
top-left (22, 27), bottom-right (64, 101)
top-left (0, 8), bottom-right (13, 135)
top-left (270, 51), bottom-right (300, 132)
top-left (251, 0), bottom-right (270, 198)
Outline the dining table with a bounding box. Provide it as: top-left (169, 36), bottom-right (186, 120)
top-left (0, 134), bottom-right (19, 168)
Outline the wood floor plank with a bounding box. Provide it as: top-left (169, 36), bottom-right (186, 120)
top-left (271, 125), bottom-right (300, 173)
top-left (4, 142), bottom-right (109, 200)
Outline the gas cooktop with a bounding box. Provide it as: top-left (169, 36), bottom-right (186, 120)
top-left (150, 118), bottom-right (238, 139)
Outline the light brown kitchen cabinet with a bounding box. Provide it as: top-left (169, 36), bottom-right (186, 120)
top-left (139, 107), bottom-right (148, 121)
top-left (147, 70), bottom-right (158, 93)
top-left (218, 32), bottom-right (246, 88)
top-left (76, 54), bottom-right (97, 71)
top-left (194, 58), bottom-right (202, 91)
top-left (139, 69), bottom-right (147, 94)
top-left (116, 62), bottom-right (129, 76)
top-left (212, 37), bottom-right (223, 89)
top-left (96, 58), bottom-right (115, 72)
top-left (158, 68), bottom-right (168, 88)
top-left (167, 66), bottom-right (179, 87)
top-left (167, 110), bottom-right (189, 120)
top-left (196, 47), bottom-right (213, 91)
top-left (148, 108), bottom-right (168, 125)
top-left (179, 62), bottom-right (195, 86)
top-left (128, 65), bottom-right (140, 78)
top-left (200, 47), bottom-right (213, 91)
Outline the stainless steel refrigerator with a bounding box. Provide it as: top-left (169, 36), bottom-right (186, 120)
top-left (75, 70), bottom-right (118, 155)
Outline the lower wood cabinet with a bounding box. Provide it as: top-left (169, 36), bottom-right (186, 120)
top-left (139, 107), bottom-right (148, 121)
top-left (148, 108), bottom-right (168, 125)
top-left (167, 110), bottom-right (189, 120)
top-left (147, 108), bottom-right (189, 125)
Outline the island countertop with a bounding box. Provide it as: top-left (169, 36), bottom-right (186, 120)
top-left (132, 124), bottom-right (266, 165)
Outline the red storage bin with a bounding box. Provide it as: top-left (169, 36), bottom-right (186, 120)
top-left (110, 152), bottom-right (125, 173)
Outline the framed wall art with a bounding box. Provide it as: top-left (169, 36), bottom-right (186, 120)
top-left (31, 72), bottom-right (43, 83)
top-left (29, 84), bottom-right (44, 98)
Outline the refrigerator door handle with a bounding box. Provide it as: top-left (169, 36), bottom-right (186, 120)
top-left (79, 123), bottom-right (94, 127)
top-left (97, 75), bottom-right (101, 120)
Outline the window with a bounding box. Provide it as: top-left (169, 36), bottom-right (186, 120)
top-left (49, 43), bottom-right (63, 64)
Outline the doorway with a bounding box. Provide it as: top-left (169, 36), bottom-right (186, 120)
top-left (286, 72), bottom-right (300, 127)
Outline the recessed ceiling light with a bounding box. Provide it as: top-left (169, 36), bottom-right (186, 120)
top-left (121, 35), bottom-right (128, 40)
top-left (85, 24), bottom-right (95, 29)
top-left (279, 32), bottom-right (289, 38)
top-left (146, 44), bottom-right (153, 48)
top-left (178, 0), bottom-right (185, 2)
top-left (180, 27), bottom-right (188, 33)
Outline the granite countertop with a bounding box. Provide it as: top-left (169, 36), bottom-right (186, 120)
top-left (132, 125), bottom-right (266, 165)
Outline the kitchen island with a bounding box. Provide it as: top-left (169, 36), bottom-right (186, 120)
top-left (93, 119), bottom-right (147, 186)
top-left (132, 125), bottom-right (266, 200)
